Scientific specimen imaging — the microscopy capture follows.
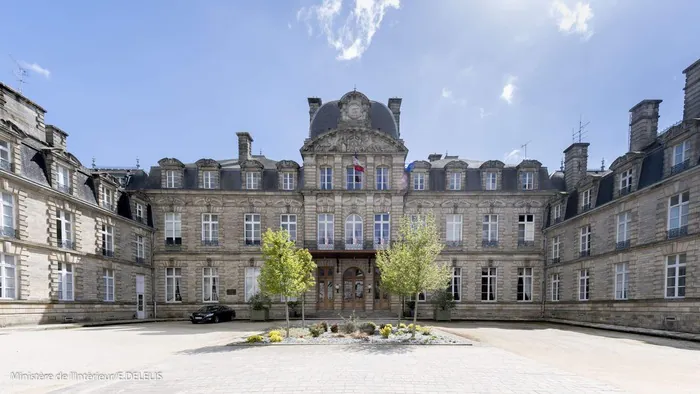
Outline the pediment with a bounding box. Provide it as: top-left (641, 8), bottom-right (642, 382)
top-left (609, 152), bottom-right (643, 171)
top-left (445, 160), bottom-right (468, 170)
top-left (158, 158), bottom-right (185, 168)
top-left (477, 200), bottom-right (507, 208)
top-left (195, 159), bottom-right (221, 169)
top-left (276, 160), bottom-right (300, 170)
top-left (193, 196), bottom-right (224, 206)
top-left (240, 159), bottom-right (264, 170)
top-left (480, 160), bottom-right (505, 169)
top-left (514, 200), bottom-right (543, 208)
top-left (516, 159), bottom-right (542, 169)
top-left (440, 200), bottom-right (471, 208)
top-left (273, 198), bottom-right (303, 208)
top-left (410, 160), bottom-right (431, 170)
top-left (301, 129), bottom-right (407, 154)
top-left (0, 119), bottom-right (28, 139)
top-left (405, 199), bottom-right (435, 208)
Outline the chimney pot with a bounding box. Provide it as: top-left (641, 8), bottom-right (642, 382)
top-left (628, 99), bottom-right (662, 152)
top-left (308, 97), bottom-right (323, 123)
top-left (563, 143), bottom-right (589, 192)
top-left (236, 132), bottom-right (253, 161)
top-left (683, 58), bottom-right (700, 121)
top-left (428, 153), bottom-right (442, 162)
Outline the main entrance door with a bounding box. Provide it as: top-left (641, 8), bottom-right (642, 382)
top-left (343, 267), bottom-right (365, 311)
top-left (135, 275), bottom-right (145, 319)
top-left (317, 267), bottom-right (334, 310)
top-left (373, 267), bottom-right (390, 310)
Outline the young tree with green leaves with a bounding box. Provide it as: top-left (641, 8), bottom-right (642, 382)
top-left (296, 248), bottom-right (316, 327)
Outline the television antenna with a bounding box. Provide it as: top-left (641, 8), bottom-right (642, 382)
top-left (520, 140), bottom-right (532, 159)
top-left (9, 55), bottom-right (29, 94)
top-left (572, 115), bottom-right (590, 143)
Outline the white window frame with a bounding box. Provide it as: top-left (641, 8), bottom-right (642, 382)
top-left (409, 214), bottom-right (426, 229)
top-left (102, 224), bottom-right (114, 255)
top-left (165, 267), bottom-right (182, 303)
top-left (449, 267), bottom-right (462, 302)
top-left (203, 267), bottom-right (219, 303)
top-left (619, 169), bottom-right (633, 192)
top-left (135, 203), bottom-right (144, 222)
top-left (374, 213), bottom-right (390, 246)
top-left (667, 192), bottom-right (689, 231)
top-left (552, 236), bottom-right (561, 260)
top-left (616, 212), bottom-right (630, 243)
top-left (203, 171), bottom-right (214, 189)
top-left (246, 172), bottom-right (261, 190)
top-left (57, 164), bottom-right (71, 191)
top-left (202, 213), bottom-right (219, 243)
top-left (517, 267), bottom-right (533, 302)
top-left (551, 274), bottom-right (560, 302)
top-left (245, 266), bottom-right (261, 302)
top-left (58, 262), bottom-right (74, 301)
top-left (103, 268), bottom-right (115, 302)
top-left (672, 141), bottom-right (690, 166)
top-left (0, 141), bottom-right (11, 171)
top-left (136, 234), bottom-right (145, 260)
top-left (320, 167), bottom-right (333, 190)
top-left (578, 269), bottom-right (589, 301)
top-left (486, 172), bottom-right (497, 190)
top-left (345, 214), bottom-right (363, 247)
top-left (553, 204), bottom-right (562, 221)
top-left (57, 210), bottom-right (73, 248)
top-left (413, 172), bottom-right (425, 190)
top-left (665, 254), bottom-right (686, 299)
top-left (518, 214), bottom-right (535, 243)
top-left (244, 213), bottom-right (261, 245)
top-left (1, 192), bottom-right (14, 234)
top-left (346, 167), bottom-right (363, 190)
top-left (481, 267), bottom-right (497, 301)
top-left (614, 262), bottom-right (628, 300)
top-left (0, 253), bottom-right (16, 300)
top-left (446, 214), bottom-right (462, 243)
top-left (376, 167), bottom-right (389, 190)
top-left (282, 172), bottom-right (295, 191)
top-left (448, 172), bottom-right (461, 190)
top-left (166, 170), bottom-right (176, 188)
top-left (482, 214), bottom-right (498, 242)
top-left (165, 213), bottom-right (182, 244)
top-left (581, 188), bottom-right (592, 209)
top-left (280, 214), bottom-right (297, 241)
top-left (580, 225), bottom-right (591, 254)
top-left (520, 171), bottom-right (534, 190)
top-left (318, 214), bottom-right (334, 246)
top-left (101, 186), bottom-right (114, 210)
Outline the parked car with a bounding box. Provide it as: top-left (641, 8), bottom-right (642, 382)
top-left (190, 305), bottom-right (235, 324)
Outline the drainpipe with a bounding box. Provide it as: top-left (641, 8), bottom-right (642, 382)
top-left (541, 234), bottom-right (547, 319)
top-left (151, 229), bottom-right (157, 319)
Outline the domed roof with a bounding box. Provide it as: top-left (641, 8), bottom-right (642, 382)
top-left (309, 100), bottom-right (399, 139)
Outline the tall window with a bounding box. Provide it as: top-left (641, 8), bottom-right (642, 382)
top-left (166, 170), bottom-right (176, 188)
top-left (318, 214), bottom-right (334, 247)
top-left (244, 214), bottom-right (261, 245)
top-left (665, 254), bottom-right (686, 299)
top-left (280, 214), bottom-right (297, 241)
top-left (203, 171), bottom-right (215, 189)
top-left (376, 167), bottom-right (389, 190)
top-left (449, 267), bottom-right (462, 301)
top-left (346, 168), bottom-right (363, 190)
top-left (0, 192), bottom-right (13, 236)
top-left (614, 262), bottom-right (628, 300)
top-left (0, 253), bottom-right (16, 299)
top-left (551, 274), bottom-right (560, 302)
top-left (518, 215), bottom-right (534, 245)
top-left (520, 171), bottom-right (534, 190)
top-left (165, 213), bottom-right (182, 245)
top-left (578, 269), bottom-right (589, 301)
top-left (446, 214), bottom-right (462, 244)
top-left (481, 267), bottom-right (497, 301)
top-left (58, 262), bottom-right (73, 301)
top-left (136, 235), bottom-right (145, 262)
top-left (320, 167), bottom-right (332, 190)
top-left (517, 268), bottom-right (533, 301)
top-left (486, 172), bottom-right (497, 190)
top-left (482, 215), bottom-right (498, 243)
top-left (203, 267), bottom-right (219, 302)
top-left (413, 173), bottom-right (425, 190)
top-left (616, 212), bottom-right (630, 246)
top-left (345, 214), bottom-right (363, 248)
top-left (103, 269), bottom-right (114, 302)
top-left (57, 165), bottom-right (71, 193)
top-left (553, 204), bottom-right (562, 222)
top-left (101, 186), bottom-right (114, 210)
top-left (102, 225), bottom-right (114, 256)
top-left (579, 225), bottom-right (591, 256)
top-left (246, 172), bottom-right (261, 190)
top-left (668, 191), bottom-right (689, 237)
top-left (135, 203), bottom-right (144, 223)
top-left (282, 173), bottom-right (295, 190)
top-left (202, 214), bottom-right (219, 245)
top-left (619, 169), bottom-right (633, 194)
top-left (448, 172), bottom-right (461, 190)
top-left (409, 214), bottom-right (425, 229)
top-left (245, 266), bottom-right (261, 302)
top-left (552, 236), bottom-right (560, 261)
top-left (581, 188), bottom-right (592, 210)
top-left (0, 141), bottom-right (11, 171)
top-left (672, 141), bottom-right (690, 166)
top-left (374, 213), bottom-right (390, 246)
top-left (165, 267), bottom-right (182, 302)
top-left (56, 210), bottom-right (73, 249)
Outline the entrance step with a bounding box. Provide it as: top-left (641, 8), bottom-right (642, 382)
top-left (307, 311), bottom-right (397, 320)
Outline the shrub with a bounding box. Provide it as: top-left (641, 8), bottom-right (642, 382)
top-left (419, 326), bottom-right (432, 335)
top-left (407, 323), bottom-right (414, 331)
top-left (330, 323), bottom-right (339, 333)
top-left (351, 331), bottom-right (369, 340)
top-left (360, 322), bottom-right (377, 335)
top-left (399, 323), bottom-right (407, 329)
top-left (339, 311), bottom-right (359, 334)
top-left (246, 334), bottom-right (264, 343)
top-left (268, 330), bottom-right (283, 338)
top-left (379, 323), bottom-right (393, 331)
top-left (320, 321), bottom-right (329, 332)
top-left (432, 289), bottom-right (456, 311)
top-left (248, 293), bottom-right (272, 311)
top-left (269, 333), bottom-right (283, 343)
top-left (309, 325), bottom-right (323, 338)
top-left (379, 325), bottom-right (392, 338)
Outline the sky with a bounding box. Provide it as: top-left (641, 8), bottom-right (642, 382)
top-left (1, 0), bottom-right (699, 173)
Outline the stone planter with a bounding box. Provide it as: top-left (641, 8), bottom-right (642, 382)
top-left (250, 309), bottom-right (269, 321)
top-left (434, 309), bottom-right (451, 322)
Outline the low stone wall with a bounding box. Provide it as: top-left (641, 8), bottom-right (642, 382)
top-left (0, 302), bottom-right (154, 327)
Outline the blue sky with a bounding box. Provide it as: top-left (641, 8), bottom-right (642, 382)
top-left (2, 0), bottom-right (699, 173)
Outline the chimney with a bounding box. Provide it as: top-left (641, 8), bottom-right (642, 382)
top-left (388, 98), bottom-right (402, 135)
top-left (236, 132), bottom-right (253, 161)
top-left (45, 125), bottom-right (68, 150)
top-left (628, 99), bottom-right (662, 152)
top-left (428, 153), bottom-right (442, 162)
top-left (308, 97), bottom-right (322, 123)
top-left (563, 142), bottom-right (589, 192)
top-left (683, 58), bottom-right (700, 121)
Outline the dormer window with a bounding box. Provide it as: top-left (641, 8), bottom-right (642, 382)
top-left (246, 171), bottom-right (261, 189)
top-left (486, 172), bottom-right (497, 190)
top-left (553, 203), bottom-right (562, 223)
top-left (520, 171), bottom-right (535, 190)
top-left (671, 141), bottom-right (691, 174)
top-left (448, 172), bottom-right (461, 190)
top-left (0, 141), bottom-right (11, 172)
top-left (135, 203), bottom-right (145, 223)
top-left (166, 170), bottom-right (176, 188)
top-left (100, 185), bottom-right (114, 211)
top-left (581, 188), bottom-right (592, 211)
top-left (56, 165), bottom-right (71, 194)
top-left (619, 169), bottom-right (633, 195)
top-left (203, 171), bottom-right (215, 189)
top-left (281, 173), bottom-right (295, 190)
top-left (413, 173), bottom-right (425, 190)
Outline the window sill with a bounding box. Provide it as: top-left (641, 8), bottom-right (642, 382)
top-left (104, 300), bottom-right (115, 303)
top-left (516, 300), bottom-right (533, 303)
top-left (165, 301), bottom-right (183, 304)
top-left (480, 300), bottom-right (497, 303)
top-left (613, 298), bottom-right (628, 301)
top-left (664, 296), bottom-right (686, 300)
top-left (203, 301), bottom-right (219, 304)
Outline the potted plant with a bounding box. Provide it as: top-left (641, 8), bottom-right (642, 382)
top-left (287, 301), bottom-right (299, 318)
top-left (432, 289), bottom-right (456, 321)
top-left (404, 299), bottom-right (416, 318)
top-left (249, 293), bottom-right (271, 321)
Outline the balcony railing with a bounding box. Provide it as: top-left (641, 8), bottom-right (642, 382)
top-left (202, 239), bottom-right (219, 247)
top-left (0, 159), bottom-right (12, 172)
top-left (445, 240), bottom-right (463, 248)
top-left (102, 202), bottom-right (114, 211)
top-left (57, 184), bottom-right (72, 195)
top-left (670, 159), bottom-right (691, 176)
top-left (553, 217), bottom-right (563, 224)
top-left (518, 240), bottom-right (535, 247)
top-left (58, 239), bottom-right (76, 250)
top-left (616, 240), bottom-right (630, 250)
top-left (135, 216), bottom-right (147, 224)
top-left (579, 249), bottom-right (590, 258)
top-left (102, 249), bottom-right (114, 257)
top-left (165, 238), bottom-right (182, 249)
top-left (0, 227), bottom-right (17, 239)
top-left (619, 185), bottom-right (632, 196)
top-left (581, 203), bottom-right (592, 212)
top-left (667, 226), bottom-right (688, 240)
top-left (244, 239), bottom-right (262, 246)
top-left (482, 240), bottom-right (499, 248)
top-left (303, 240), bottom-right (394, 251)
top-left (135, 257), bottom-right (145, 264)
top-left (550, 257), bottom-right (561, 264)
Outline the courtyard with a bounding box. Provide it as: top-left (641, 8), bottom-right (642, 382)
top-left (1, 321), bottom-right (697, 393)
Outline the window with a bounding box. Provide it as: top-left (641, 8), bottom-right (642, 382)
top-left (551, 274), bottom-right (560, 302)
top-left (581, 188), bottom-right (592, 210)
top-left (486, 172), bottom-right (497, 190)
top-left (318, 214), bottom-right (334, 247)
top-left (616, 212), bottom-right (630, 246)
top-left (201, 214), bottom-right (219, 245)
top-left (135, 203), bottom-right (144, 223)
top-left (578, 269), bottom-right (589, 301)
top-left (614, 263), bottom-right (628, 300)
top-left (520, 171), bottom-right (534, 190)
top-left (376, 167), bottom-right (389, 190)
top-left (0, 193), bottom-right (13, 238)
top-left (418, 291), bottom-right (427, 302)
top-left (346, 168), bottom-right (363, 190)
top-left (280, 214), bottom-right (297, 241)
top-left (668, 192), bottom-right (689, 237)
top-left (448, 267), bottom-right (461, 301)
top-left (374, 213), bottom-right (390, 247)
top-left (282, 173), bottom-right (295, 190)
top-left (319, 167), bottom-right (332, 190)
top-left (553, 204), bottom-right (562, 222)
top-left (165, 213), bottom-right (182, 245)
top-left (619, 169), bottom-right (633, 194)
top-left (446, 214), bottom-right (462, 244)
top-left (518, 215), bottom-right (534, 245)
top-left (481, 267), bottom-right (497, 301)
top-left (413, 173), bottom-right (425, 190)
top-left (57, 165), bottom-right (71, 193)
top-left (409, 214), bottom-right (425, 229)
top-left (517, 268), bottom-right (533, 301)
top-left (244, 214), bottom-right (261, 245)
top-left (203, 171), bottom-right (215, 189)
top-left (102, 225), bottom-right (114, 256)
top-left (672, 141), bottom-right (690, 167)
top-left (665, 254), bottom-right (686, 299)
top-left (482, 215), bottom-right (498, 243)
top-left (345, 214), bottom-right (363, 248)
top-left (203, 267), bottom-right (219, 302)
top-left (448, 172), bottom-right (461, 190)
top-left (165, 267), bottom-right (182, 302)
top-left (166, 170), bottom-right (176, 188)
top-left (0, 141), bottom-right (11, 171)
top-left (552, 236), bottom-right (560, 261)
top-left (58, 262), bottom-right (73, 301)
top-left (103, 269), bottom-right (114, 302)
top-left (0, 253), bottom-right (16, 299)
top-left (246, 172), bottom-right (261, 190)
top-left (56, 210), bottom-right (73, 249)
top-left (136, 235), bottom-right (145, 262)
top-left (580, 225), bottom-right (591, 256)
top-left (245, 266), bottom-right (261, 302)
top-left (101, 186), bottom-right (114, 210)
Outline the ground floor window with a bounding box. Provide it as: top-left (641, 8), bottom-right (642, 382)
top-left (0, 253), bottom-right (16, 300)
top-left (517, 267), bottom-right (533, 301)
top-left (579, 269), bottom-right (589, 301)
top-left (203, 267), bottom-right (219, 302)
top-left (614, 263), bottom-right (628, 300)
top-left (665, 254), bottom-right (686, 299)
top-left (103, 269), bottom-right (114, 302)
top-left (481, 267), bottom-right (497, 301)
top-left (58, 263), bottom-right (73, 301)
top-left (550, 274), bottom-right (560, 301)
top-left (165, 267), bottom-right (182, 302)
top-left (245, 266), bottom-right (261, 302)
top-left (448, 267), bottom-right (461, 301)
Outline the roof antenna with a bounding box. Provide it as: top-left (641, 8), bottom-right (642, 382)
top-left (560, 157), bottom-right (564, 171)
top-left (520, 140), bottom-right (532, 159)
top-left (9, 55), bottom-right (29, 94)
top-left (136, 157), bottom-right (140, 170)
top-left (92, 157), bottom-right (96, 170)
top-left (353, 84), bottom-right (356, 92)
top-left (573, 114), bottom-right (590, 143)
top-left (601, 158), bottom-right (605, 171)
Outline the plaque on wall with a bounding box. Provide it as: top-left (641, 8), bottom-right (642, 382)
top-left (226, 289), bottom-right (236, 296)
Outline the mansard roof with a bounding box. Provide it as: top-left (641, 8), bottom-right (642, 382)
top-left (309, 96), bottom-right (399, 139)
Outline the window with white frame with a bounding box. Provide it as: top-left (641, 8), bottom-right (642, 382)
top-left (482, 215), bottom-right (498, 242)
top-left (614, 262), bottom-right (628, 300)
top-left (319, 167), bottom-right (332, 190)
top-left (551, 274), bottom-right (560, 301)
top-left (376, 167), bottom-right (389, 190)
top-left (619, 169), bottom-right (633, 193)
top-left (413, 172), bottom-right (425, 190)
top-left (446, 214), bottom-right (462, 244)
top-left (448, 267), bottom-right (461, 301)
top-left (246, 172), bottom-right (261, 190)
top-left (202, 214), bottom-right (219, 245)
top-left (374, 213), bottom-right (390, 246)
top-left (282, 173), bottom-right (295, 190)
top-left (0, 192), bottom-right (13, 236)
top-left (517, 267), bottom-right (533, 301)
top-left (135, 203), bottom-right (144, 222)
top-left (518, 215), bottom-right (535, 244)
top-left (0, 253), bottom-right (16, 299)
top-left (203, 171), bottom-right (215, 189)
top-left (578, 269), bottom-right (589, 301)
top-left (345, 214), bottom-right (362, 247)
top-left (280, 214), bottom-right (297, 241)
top-left (668, 192), bottom-right (689, 234)
top-left (57, 164), bottom-right (71, 193)
top-left (346, 168), bottom-right (363, 190)
top-left (520, 171), bottom-right (534, 190)
top-left (245, 266), bottom-right (261, 302)
top-left (486, 172), bottom-right (497, 190)
top-left (448, 172), bottom-right (461, 190)
top-left (103, 269), bottom-right (114, 302)
top-left (0, 141), bottom-right (11, 171)
top-left (203, 267), bottom-right (219, 302)
top-left (580, 225), bottom-right (591, 255)
top-left (165, 213), bottom-right (182, 245)
top-left (244, 213), bottom-right (261, 245)
top-left (57, 262), bottom-right (74, 301)
top-left (165, 267), bottom-right (182, 302)
top-left (318, 214), bottom-right (334, 246)
top-left (136, 234), bottom-right (145, 261)
top-left (552, 236), bottom-right (561, 261)
top-left (672, 141), bottom-right (690, 167)
top-left (481, 267), bottom-right (497, 301)
top-left (101, 186), bottom-right (114, 210)
top-left (553, 204), bottom-right (562, 221)
top-left (409, 214), bottom-right (425, 229)
top-left (581, 188), bottom-right (592, 210)
top-left (56, 210), bottom-right (73, 249)
top-left (166, 170), bottom-right (176, 188)
top-left (418, 291), bottom-right (427, 302)
top-left (665, 254), bottom-right (686, 299)
top-left (617, 212), bottom-right (630, 244)
top-left (102, 224), bottom-right (114, 256)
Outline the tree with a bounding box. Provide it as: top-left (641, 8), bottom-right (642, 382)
top-left (296, 248), bottom-right (316, 327)
top-left (376, 214), bottom-right (450, 338)
top-left (375, 243), bottom-right (412, 328)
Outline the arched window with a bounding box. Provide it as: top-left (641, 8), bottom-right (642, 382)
top-left (345, 214), bottom-right (363, 249)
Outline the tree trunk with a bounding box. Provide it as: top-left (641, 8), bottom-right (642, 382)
top-left (412, 292), bottom-right (419, 338)
top-left (397, 295), bottom-right (403, 328)
top-left (285, 302), bottom-right (290, 338)
top-left (301, 293), bottom-right (306, 327)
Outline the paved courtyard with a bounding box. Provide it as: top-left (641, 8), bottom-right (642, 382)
top-left (0, 321), bottom-right (697, 393)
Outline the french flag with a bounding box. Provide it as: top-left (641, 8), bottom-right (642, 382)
top-left (353, 154), bottom-right (364, 172)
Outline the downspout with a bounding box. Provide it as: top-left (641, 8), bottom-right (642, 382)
top-left (541, 235), bottom-right (547, 319)
top-left (151, 229), bottom-right (157, 319)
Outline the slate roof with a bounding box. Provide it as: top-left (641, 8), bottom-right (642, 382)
top-left (309, 100), bottom-right (399, 139)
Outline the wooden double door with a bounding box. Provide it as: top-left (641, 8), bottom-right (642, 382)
top-left (373, 267), bottom-right (390, 310)
top-left (343, 267), bottom-right (365, 311)
top-left (317, 267), bottom-right (334, 310)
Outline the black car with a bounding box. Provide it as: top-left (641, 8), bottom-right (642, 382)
top-left (190, 305), bottom-right (235, 324)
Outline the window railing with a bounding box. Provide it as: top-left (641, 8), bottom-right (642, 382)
top-left (553, 217), bottom-right (563, 224)
top-left (518, 240), bottom-right (535, 247)
top-left (165, 238), bottom-right (182, 248)
top-left (581, 203), bottom-right (592, 212)
top-left (135, 257), bottom-right (145, 264)
top-left (303, 240), bottom-right (396, 251)
top-left (0, 159), bottom-right (12, 172)
top-left (482, 240), bottom-right (498, 248)
top-left (57, 184), bottom-right (72, 194)
top-left (345, 240), bottom-right (363, 250)
top-left (667, 225), bottom-right (688, 240)
top-left (579, 249), bottom-right (590, 258)
top-left (102, 248), bottom-right (114, 257)
top-left (102, 202), bottom-right (114, 211)
top-left (619, 185), bottom-right (632, 196)
top-left (135, 216), bottom-right (146, 224)
top-left (445, 240), bottom-right (463, 248)
top-left (244, 239), bottom-right (261, 246)
top-left (550, 257), bottom-right (561, 265)
top-left (0, 226), bottom-right (17, 239)
top-left (202, 239), bottom-right (219, 246)
top-left (670, 159), bottom-right (691, 176)
top-left (58, 239), bottom-right (76, 250)
top-left (616, 240), bottom-right (630, 250)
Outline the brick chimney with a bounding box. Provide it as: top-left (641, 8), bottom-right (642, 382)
top-left (388, 98), bottom-right (402, 135)
top-left (236, 132), bottom-right (253, 161)
top-left (428, 153), bottom-right (442, 162)
top-left (563, 142), bottom-right (589, 192)
top-left (308, 97), bottom-right (322, 123)
top-left (683, 58), bottom-right (700, 121)
top-left (628, 99), bottom-right (662, 152)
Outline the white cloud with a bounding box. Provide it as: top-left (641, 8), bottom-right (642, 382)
top-left (20, 61), bottom-right (51, 79)
top-left (288, 22), bottom-right (293, 30)
top-left (441, 87), bottom-right (452, 99)
top-left (297, 0), bottom-right (400, 61)
top-left (479, 107), bottom-right (492, 119)
top-left (550, 1), bottom-right (594, 40)
top-left (439, 87), bottom-right (467, 107)
top-left (458, 65), bottom-right (475, 79)
top-left (503, 149), bottom-right (521, 164)
top-left (500, 75), bottom-right (517, 104)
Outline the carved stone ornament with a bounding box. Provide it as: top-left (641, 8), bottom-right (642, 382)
top-left (276, 160), bottom-right (300, 170)
top-left (157, 158), bottom-right (185, 168)
top-left (516, 159), bottom-right (542, 169)
top-left (479, 160), bottom-right (505, 169)
top-left (301, 129), bottom-right (407, 154)
top-left (195, 158), bottom-right (221, 169)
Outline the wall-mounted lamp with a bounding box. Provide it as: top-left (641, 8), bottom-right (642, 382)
top-left (335, 283), bottom-right (340, 294)
top-left (367, 284), bottom-right (372, 294)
